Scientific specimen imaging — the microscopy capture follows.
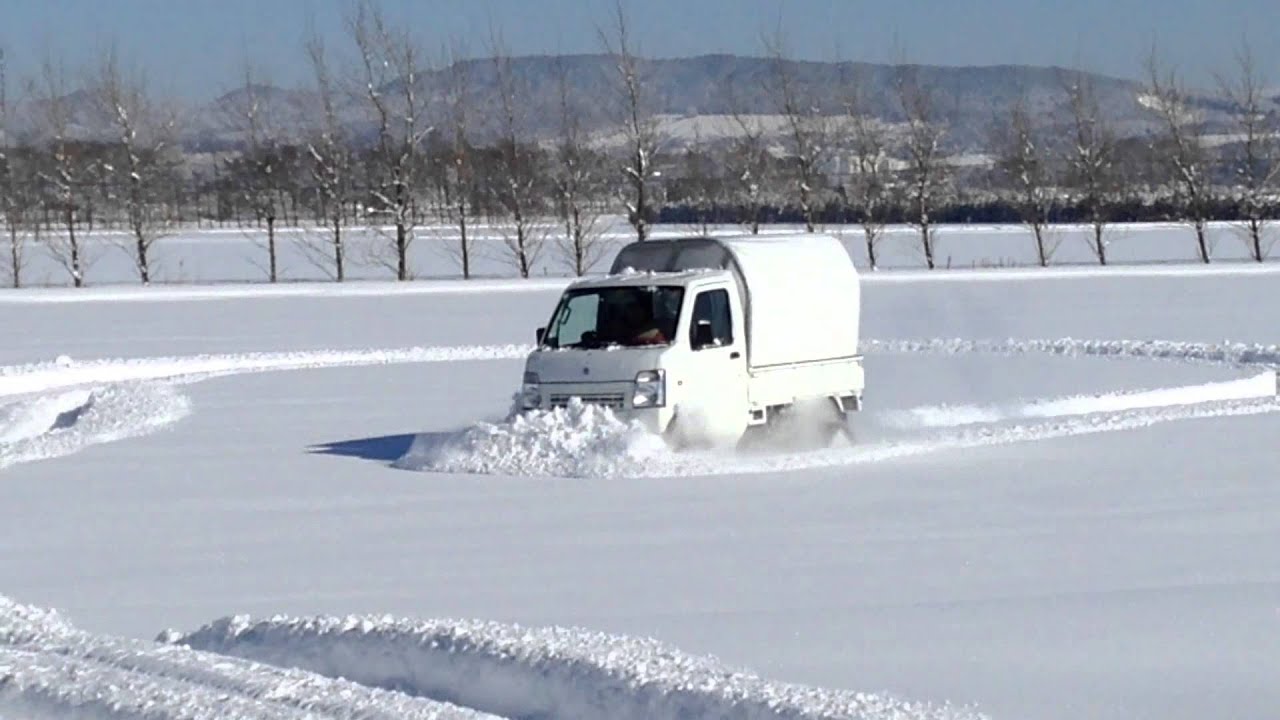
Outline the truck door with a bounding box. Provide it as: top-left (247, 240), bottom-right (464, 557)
top-left (679, 286), bottom-right (749, 444)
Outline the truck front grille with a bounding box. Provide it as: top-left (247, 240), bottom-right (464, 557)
top-left (548, 392), bottom-right (627, 410)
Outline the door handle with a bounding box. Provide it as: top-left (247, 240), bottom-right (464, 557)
top-left (730, 351), bottom-right (741, 359)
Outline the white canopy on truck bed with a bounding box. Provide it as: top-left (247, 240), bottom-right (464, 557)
top-left (610, 234), bottom-right (860, 368)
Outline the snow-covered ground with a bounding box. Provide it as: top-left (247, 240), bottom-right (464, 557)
top-left (2, 254), bottom-right (1279, 719)
top-left (4, 219), bottom-right (1278, 286)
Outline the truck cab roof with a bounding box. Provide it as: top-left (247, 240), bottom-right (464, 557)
top-left (566, 268), bottom-right (730, 290)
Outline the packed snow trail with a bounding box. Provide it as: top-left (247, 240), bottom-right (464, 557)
top-left (0, 596), bottom-right (503, 720)
top-left (174, 613), bottom-right (984, 720)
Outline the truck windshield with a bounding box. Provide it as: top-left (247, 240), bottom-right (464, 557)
top-left (544, 286), bottom-right (684, 349)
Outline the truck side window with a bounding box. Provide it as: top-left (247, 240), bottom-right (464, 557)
top-left (690, 289), bottom-right (733, 347)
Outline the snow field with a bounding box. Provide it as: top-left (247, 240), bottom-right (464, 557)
top-left (172, 612), bottom-right (983, 720)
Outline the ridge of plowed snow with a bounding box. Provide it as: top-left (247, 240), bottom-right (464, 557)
top-left (883, 371), bottom-right (1278, 429)
top-left (0, 345), bottom-right (529, 399)
top-left (0, 596), bottom-right (502, 720)
top-left (0, 384), bottom-right (189, 471)
top-left (864, 337), bottom-right (1280, 368)
top-left (174, 614), bottom-right (984, 720)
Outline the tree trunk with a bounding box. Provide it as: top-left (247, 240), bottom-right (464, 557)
top-left (1194, 220), bottom-right (1210, 263)
top-left (864, 228), bottom-right (878, 270)
top-left (333, 212), bottom-right (344, 282)
top-left (135, 229), bottom-right (150, 284)
top-left (266, 214), bottom-right (277, 283)
top-left (1250, 219), bottom-right (1264, 262)
top-left (1093, 221), bottom-right (1107, 266)
top-left (1034, 223), bottom-right (1048, 267)
top-left (396, 221), bottom-right (408, 280)
top-left (66, 209), bottom-right (83, 288)
top-left (8, 224), bottom-right (19, 289)
top-left (458, 202), bottom-right (470, 279)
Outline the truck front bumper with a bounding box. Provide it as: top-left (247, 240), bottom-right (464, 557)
top-left (528, 383), bottom-right (674, 435)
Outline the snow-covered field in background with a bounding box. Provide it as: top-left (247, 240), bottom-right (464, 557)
top-left (4, 219), bottom-right (1279, 286)
top-left (2, 257), bottom-right (1280, 719)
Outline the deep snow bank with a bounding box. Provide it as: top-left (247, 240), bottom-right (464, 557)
top-left (0, 595), bottom-right (500, 720)
top-left (174, 613), bottom-right (983, 720)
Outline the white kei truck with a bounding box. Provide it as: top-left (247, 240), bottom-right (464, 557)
top-left (518, 233), bottom-right (864, 447)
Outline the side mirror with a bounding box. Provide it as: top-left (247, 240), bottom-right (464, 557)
top-left (536, 327), bottom-right (546, 345)
top-left (692, 320), bottom-right (714, 349)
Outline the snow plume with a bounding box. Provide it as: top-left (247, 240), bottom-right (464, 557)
top-left (0, 595), bottom-right (499, 720)
top-left (396, 398), bottom-right (669, 478)
top-left (0, 383), bottom-right (189, 471)
top-left (173, 613), bottom-right (984, 720)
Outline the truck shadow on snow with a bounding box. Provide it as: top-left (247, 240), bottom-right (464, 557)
top-left (309, 434), bottom-right (419, 464)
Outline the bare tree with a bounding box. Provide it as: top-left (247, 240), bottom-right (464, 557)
top-left (434, 44), bottom-right (475, 278)
top-left (678, 125), bottom-right (722, 235)
top-left (1217, 43), bottom-right (1279, 262)
top-left (724, 81), bottom-right (771, 235)
top-left (1061, 71), bottom-right (1117, 265)
top-left (350, 1), bottom-right (432, 280)
top-left (35, 56), bottom-right (95, 287)
top-left (896, 65), bottom-right (948, 269)
top-left (766, 31), bottom-right (829, 233)
top-left (841, 67), bottom-right (892, 268)
top-left (994, 93), bottom-right (1057, 266)
top-left (94, 45), bottom-right (177, 284)
top-left (227, 61), bottom-right (286, 282)
top-left (0, 46), bottom-right (28, 288)
top-left (300, 31), bottom-right (348, 281)
top-left (551, 55), bottom-right (607, 275)
top-left (1145, 50), bottom-right (1212, 263)
top-left (599, 0), bottom-right (657, 242)
top-left (489, 33), bottom-right (547, 278)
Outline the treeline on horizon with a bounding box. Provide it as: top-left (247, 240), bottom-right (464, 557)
top-left (0, 0), bottom-right (1277, 288)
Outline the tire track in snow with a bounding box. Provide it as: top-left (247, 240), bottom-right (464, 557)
top-left (4, 336), bottom-right (1279, 475)
top-left (0, 344), bottom-right (530, 399)
top-left (400, 338), bottom-right (1280, 478)
top-left (172, 613), bottom-right (983, 720)
top-left (0, 344), bottom-right (527, 471)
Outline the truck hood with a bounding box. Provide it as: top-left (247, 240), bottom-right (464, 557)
top-left (525, 346), bottom-right (669, 385)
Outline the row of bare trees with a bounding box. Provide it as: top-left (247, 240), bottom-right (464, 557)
top-left (1, 3), bottom-right (1277, 287)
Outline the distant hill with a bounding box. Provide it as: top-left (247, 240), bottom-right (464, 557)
top-left (31, 54), bottom-right (1263, 153)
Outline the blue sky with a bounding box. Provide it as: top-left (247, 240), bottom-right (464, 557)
top-left (2, 0), bottom-right (1277, 99)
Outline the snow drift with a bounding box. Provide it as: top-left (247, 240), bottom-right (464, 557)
top-left (0, 595), bottom-right (498, 720)
top-left (173, 613), bottom-right (983, 720)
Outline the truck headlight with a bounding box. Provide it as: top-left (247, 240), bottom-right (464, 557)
top-left (521, 371), bottom-right (542, 410)
top-left (632, 369), bottom-right (665, 408)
